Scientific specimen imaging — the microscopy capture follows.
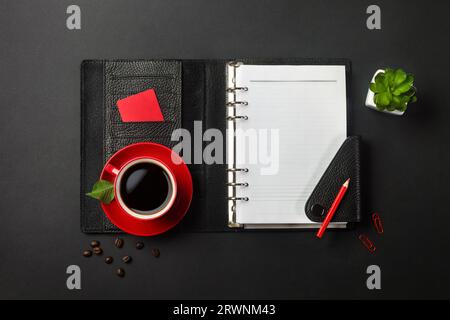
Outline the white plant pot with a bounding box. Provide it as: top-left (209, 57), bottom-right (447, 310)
top-left (365, 69), bottom-right (405, 116)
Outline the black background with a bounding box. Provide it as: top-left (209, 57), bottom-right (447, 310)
top-left (0, 0), bottom-right (449, 300)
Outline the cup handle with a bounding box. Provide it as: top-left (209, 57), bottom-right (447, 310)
top-left (104, 164), bottom-right (120, 177)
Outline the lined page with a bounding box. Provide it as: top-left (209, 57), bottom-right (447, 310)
top-left (234, 65), bottom-right (347, 224)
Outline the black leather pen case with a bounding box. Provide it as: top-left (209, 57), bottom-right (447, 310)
top-left (81, 59), bottom-right (360, 233)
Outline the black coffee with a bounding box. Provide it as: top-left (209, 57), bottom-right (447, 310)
top-left (120, 162), bottom-right (172, 215)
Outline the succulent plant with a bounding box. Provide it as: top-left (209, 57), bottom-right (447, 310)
top-left (370, 68), bottom-right (417, 112)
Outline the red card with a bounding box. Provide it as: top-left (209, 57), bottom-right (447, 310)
top-left (116, 89), bottom-right (164, 122)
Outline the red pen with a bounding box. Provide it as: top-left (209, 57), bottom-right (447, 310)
top-left (316, 178), bottom-right (350, 238)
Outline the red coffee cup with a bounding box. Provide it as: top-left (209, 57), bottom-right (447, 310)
top-left (104, 157), bottom-right (178, 221)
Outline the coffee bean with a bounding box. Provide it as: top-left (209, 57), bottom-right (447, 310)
top-left (136, 241), bottom-right (144, 250)
top-left (90, 240), bottom-right (100, 248)
top-left (105, 256), bottom-right (113, 264)
top-left (83, 250), bottom-right (92, 258)
top-left (93, 247), bottom-right (103, 256)
top-left (116, 268), bottom-right (125, 278)
top-left (152, 248), bottom-right (160, 258)
top-left (114, 238), bottom-right (124, 248)
top-left (122, 256), bottom-right (132, 264)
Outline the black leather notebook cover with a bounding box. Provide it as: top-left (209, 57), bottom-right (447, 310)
top-left (81, 59), bottom-right (358, 233)
top-left (81, 60), bottom-right (183, 232)
top-left (81, 60), bottom-right (228, 233)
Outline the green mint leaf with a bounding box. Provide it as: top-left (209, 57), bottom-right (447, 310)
top-left (374, 93), bottom-right (379, 104)
top-left (374, 94), bottom-right (385, 111)
top-left (393, 69), bottom-right (407, 86)
top-left (370, 81), bottom-right (386, 93)
top-left (392, 95), bottom-right (402, 108)
top-left (377, 92), bottom-right (392, 107)
top-left (393, 83), bottom-right (411, 96)
top-left (393, 75), bottom-right (414, 96)
top-left (374, 73), bottom-right (385, 84)
top-left (86, 180), bottom-right (115, 204)
top-left (384, 69), bottom-right (395, 89)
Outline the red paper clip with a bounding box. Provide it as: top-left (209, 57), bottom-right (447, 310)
top-left (372, 213), bottom-right (384, 234)
top-left (358, 234), bottom-right (376, 253)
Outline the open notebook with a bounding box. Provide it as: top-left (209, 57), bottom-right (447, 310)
top-left (227, 63), bottom-right (348, 229)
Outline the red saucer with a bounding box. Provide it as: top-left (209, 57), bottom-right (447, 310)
top-left (100, 142), bottom-right (193, 236)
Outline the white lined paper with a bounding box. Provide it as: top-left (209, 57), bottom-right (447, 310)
top-left (234, 65), bottom-right (347, 225)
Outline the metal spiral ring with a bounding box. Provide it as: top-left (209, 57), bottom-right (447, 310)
top-left (226, 87), bottom-right (248, 93)
top-left (227, 168), bottom-right (249, 172)
top-left (227, 182), bottom-right (249, 187)
top-left (228, 197), bottom-right (249, 201)
top-left (226, 101), bottom-right (248, 107)
top-left (228, 61), bottom-right (243, 67)
top-left (227, 115), bottom-right (248, 121)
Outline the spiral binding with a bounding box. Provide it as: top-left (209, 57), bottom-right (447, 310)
top-left (227, 61), bottom-right (249, 227)
top-left (226, 101), bottom-right (248, 107)
top-left (227, 115), bottom-right (248, 121)
top-left (228, 197), bottom-right (250, 201)
top-left (226, 87), bottom-right (248, 93)
top-left (227, 182), bottom-right (249, 187)
top-left (227, 168), bottom-right (249, 172)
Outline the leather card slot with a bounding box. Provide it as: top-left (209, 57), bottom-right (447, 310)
top-left (109, 75), bottom-right (175, 80)
top-left (111, 91), bottom-right (178, 96)
top-left (109, 122), bottom-right (178, 138)
top-left (107, 104), bottom-right (179, 123)
top-left (105, 60), bottom-right (181, 79)
top-left (107, 77), bottom-right (178, 96)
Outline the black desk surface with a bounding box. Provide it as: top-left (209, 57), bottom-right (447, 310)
top-left (1, 0), bottom-right (449, 299)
